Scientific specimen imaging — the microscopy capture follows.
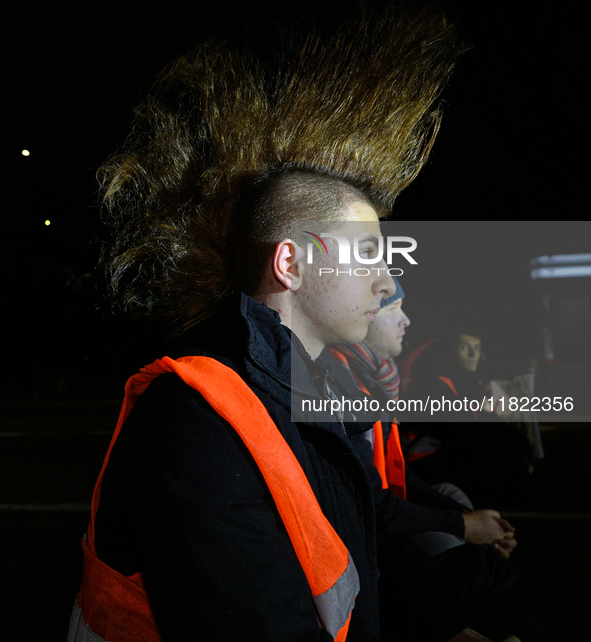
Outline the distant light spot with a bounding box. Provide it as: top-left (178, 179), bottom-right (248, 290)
top-left (44, 220), bottom-right (51, 226)
top-left (21, 149), bottom-right (30, 156)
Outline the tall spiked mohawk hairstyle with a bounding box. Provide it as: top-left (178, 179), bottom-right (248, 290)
top-left (100, 2), bottom-right (463, 334)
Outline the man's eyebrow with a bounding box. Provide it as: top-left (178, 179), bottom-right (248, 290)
top-left (358, 234), bottom-right (381, 245)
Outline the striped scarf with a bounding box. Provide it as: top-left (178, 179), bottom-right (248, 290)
top-left (333, 343), bottom-right (400, 401)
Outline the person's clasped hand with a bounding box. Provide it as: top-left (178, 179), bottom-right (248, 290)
top-left (463, 510), bottom-right (517, 558)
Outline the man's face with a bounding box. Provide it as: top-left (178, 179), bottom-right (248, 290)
top-left (291, 201), bottom-right (395, 357)
top-left (364, 298), bottom-right (410, 360)
top-left (455, 334), bottom-right (481, 372)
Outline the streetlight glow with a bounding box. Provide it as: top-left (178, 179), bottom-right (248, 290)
top-left (45, 220), bottom-right (51, 226)
top-left (21, 149), bottom-right (30, 156)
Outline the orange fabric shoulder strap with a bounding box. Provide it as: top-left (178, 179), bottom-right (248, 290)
top-left (385, 421), bottom-right (406, 499)
top-left (397, 338), bottom-right (438, 395)
top-left (78, 356), bottom-right (358, 642)
top-left (436, 375), bottom-right (459, 397)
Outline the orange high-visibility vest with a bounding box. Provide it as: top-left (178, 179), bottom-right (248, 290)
top-left (328, 349), bottom-right (406, 500)
top-left (397, 338), bottom-right (438, 396)
top-left (436, 375), bottom-right (458, 397)
top-left (68, 356), bottom-right (359, 642)
top-left (436, 375), bottom-right (478, 421)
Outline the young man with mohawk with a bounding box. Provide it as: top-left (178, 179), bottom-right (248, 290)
top-left (69, 5), bottom-right (524, 642)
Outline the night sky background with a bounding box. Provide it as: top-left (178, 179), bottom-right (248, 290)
top-left (3, 0), bottom-right (589, 396)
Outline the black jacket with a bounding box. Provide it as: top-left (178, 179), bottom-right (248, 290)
top-left (94, 293), bottom-right (495, 641)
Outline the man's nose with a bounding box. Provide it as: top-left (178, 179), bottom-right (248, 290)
top-left (374, 261), bottom-right (395, 298)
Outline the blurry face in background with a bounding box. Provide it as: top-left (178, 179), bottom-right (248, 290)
top-left (455, 334), bottom-right (481, 372)
top-left (364, 298), bottom-right (410, 360)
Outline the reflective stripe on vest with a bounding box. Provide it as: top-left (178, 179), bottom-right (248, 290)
top-left (70, 356), bottom-right (358, 642)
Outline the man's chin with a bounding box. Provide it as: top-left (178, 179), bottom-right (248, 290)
top-left (343, 327), bottom-right (371, 346)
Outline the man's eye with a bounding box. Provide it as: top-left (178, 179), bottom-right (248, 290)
top-left (358, 246), bottom-right (376, 259)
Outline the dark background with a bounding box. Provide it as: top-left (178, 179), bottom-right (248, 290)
top-left (1, 1), bottom-right (590, 640)
top-left (3, 0), bottom-right (588, 394)
top-left (382, 219), bottom-right (591, 379)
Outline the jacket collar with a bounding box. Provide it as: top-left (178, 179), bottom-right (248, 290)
top-left (178, 292), bottom-right (373, 432)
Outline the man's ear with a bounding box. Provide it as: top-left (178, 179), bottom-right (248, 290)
top-left (272, 240), bottom-right (305, 291)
